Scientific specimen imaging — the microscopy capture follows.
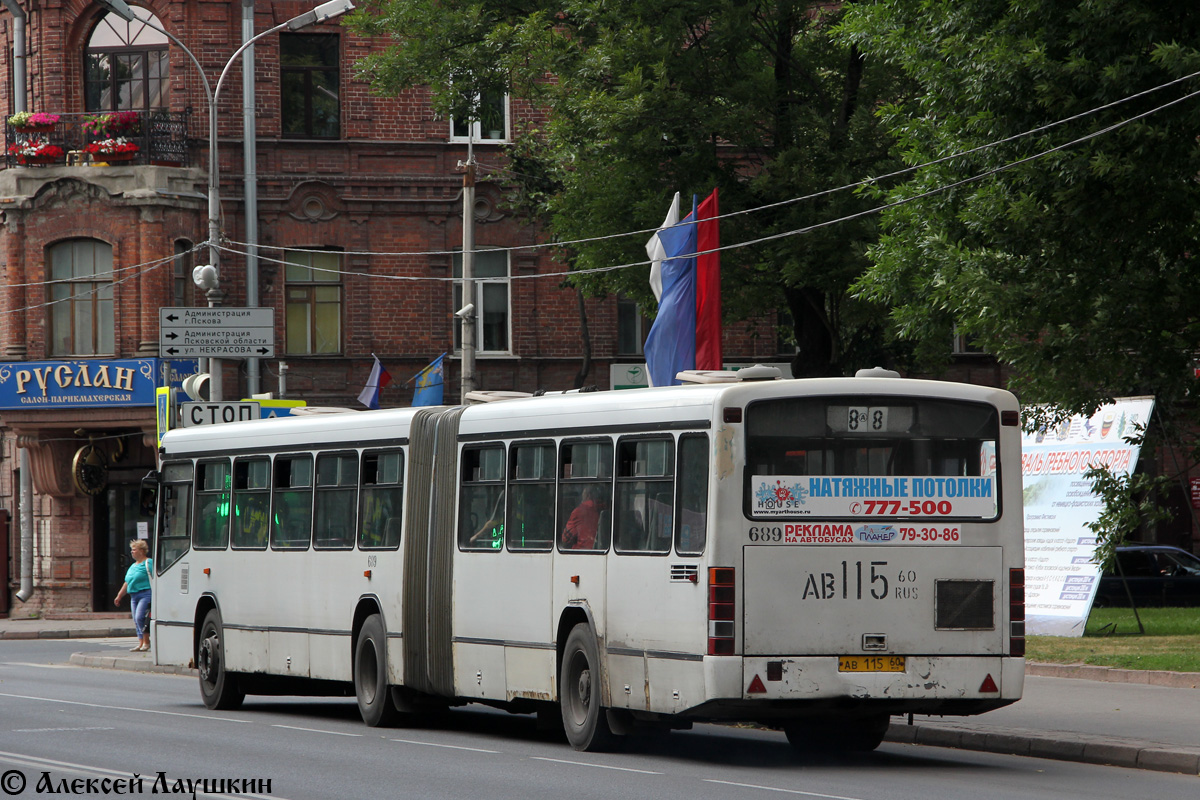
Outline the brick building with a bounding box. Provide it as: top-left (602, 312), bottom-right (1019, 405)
top-left (0, 1), bottom-right (786, 614)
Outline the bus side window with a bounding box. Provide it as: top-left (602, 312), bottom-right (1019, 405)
top-left (193, 459), bottom-right (231, 549)
top-left (272, 455), bottom-right (314, 550)
top-left (232, 458), bottom-right (270, 549)
top-left (360, 450), bottom-right (404, 549)
top-left (459, 444), bottom-right (505, 551)
top-left (675, 435), bottom-right (709, 556)
top-left (507, 442), bottom-right (555, 551)
top-left (615, 437), bottom-right (673, 555)
top-left (157, 461), bottom-right (194, 571)
top-left (557, 439), bottom-right (613, 553)
top-left (315, 453), bottom-right (357, 549)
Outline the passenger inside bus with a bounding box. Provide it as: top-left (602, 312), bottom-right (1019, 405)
top-left (562, 485), bottom-right (605, 550)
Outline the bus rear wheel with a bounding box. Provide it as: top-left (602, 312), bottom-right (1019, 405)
top-left (784, 714), bottom-right (891, 753)
top-left (355, 614), bottom-right (400, 727)
top-left (198, 609), bottom-right (244, 710)
top-left (559, 623), bottom-right (617, 751)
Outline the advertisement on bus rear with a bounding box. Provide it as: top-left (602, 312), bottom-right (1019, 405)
top-left (750, 475), bottom-right (998, 520)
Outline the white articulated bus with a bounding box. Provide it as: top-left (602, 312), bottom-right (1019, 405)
top-left (147, 369), bottom-right (1025, 752)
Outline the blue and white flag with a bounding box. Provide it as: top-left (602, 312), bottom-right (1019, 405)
top-left (412, 353), bottom-right (445, 407)
top-left (643, 195), bottom-right (698, 387)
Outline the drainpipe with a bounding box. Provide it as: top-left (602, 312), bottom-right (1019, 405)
top-left (243, 0), bottom-right (261, 396)
top-left (2, 0), bottom-right (27, 114)
top-left (15, 447), bottom-right (33, 602)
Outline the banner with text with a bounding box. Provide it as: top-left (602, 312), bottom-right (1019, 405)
top-left (1022, 397), bottom-right (1155, 636)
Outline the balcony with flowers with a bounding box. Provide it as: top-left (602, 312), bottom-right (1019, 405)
top-left (3, 109), bottom-right (190, 168)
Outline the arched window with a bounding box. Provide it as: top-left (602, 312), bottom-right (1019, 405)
top-left (48, 239), bottom-right (114, 356)
top-left (85, 9), bottom-right (170, 112)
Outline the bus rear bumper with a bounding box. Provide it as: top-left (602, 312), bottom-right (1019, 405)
top-left (688, 655), bottom-right (1022, 720)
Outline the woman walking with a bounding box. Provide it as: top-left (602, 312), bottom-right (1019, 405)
top-left (114, 539), bottom-right (153, 651)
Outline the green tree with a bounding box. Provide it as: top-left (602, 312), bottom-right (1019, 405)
top-left (840, 0), bottom-right (1200, 558)
top-left (840, 0), bottom-right (1200, 417)
top-left (349, 0), bottom-right (912, 375)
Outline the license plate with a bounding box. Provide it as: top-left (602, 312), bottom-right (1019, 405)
top-left (838, 656), bottom-right (906, 672)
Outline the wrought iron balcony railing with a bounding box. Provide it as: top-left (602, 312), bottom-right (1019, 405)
top-left (3, 110), bottom-right (191, 169)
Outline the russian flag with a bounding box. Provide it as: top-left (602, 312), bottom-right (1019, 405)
top-left (357, 354), bottom-right (393, 409)
top-left (643, 188), bottom-right (721, 387)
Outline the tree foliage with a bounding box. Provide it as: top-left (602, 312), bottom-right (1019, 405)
top-left (348, 0), bottom-right (913, 375)
top-left (840, 0), bottom-right (1200, 417)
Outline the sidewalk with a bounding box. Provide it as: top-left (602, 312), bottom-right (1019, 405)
top-left (0, 612), bottom-right (135, 640)
top-left (4, 613), bottom-right (1199, 776)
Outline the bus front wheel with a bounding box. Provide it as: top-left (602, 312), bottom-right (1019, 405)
top-left (559, 623), bottom-right (617, 751)
top-left (355, 614), bottom-right (400, 727)
top-left (198, 609), bottom-right (244, 710)
top-left (784, 714), bottom-right (890, 753)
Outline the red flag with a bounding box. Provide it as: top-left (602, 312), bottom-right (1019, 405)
top-left (695, 188), bottom-right (722, 370)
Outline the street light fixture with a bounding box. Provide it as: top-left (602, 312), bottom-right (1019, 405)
top-left (97, 0), bottom-right (356, 400)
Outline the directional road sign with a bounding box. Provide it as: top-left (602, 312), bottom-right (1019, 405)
top-left (159, 307), bottom-right (275, 358)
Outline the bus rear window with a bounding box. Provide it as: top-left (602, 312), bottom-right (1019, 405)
top-left (745, 396), bottom-right (1000, 520)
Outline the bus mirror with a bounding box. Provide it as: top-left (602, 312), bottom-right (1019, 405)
top-left (139, 471), bottom-right (159, 516)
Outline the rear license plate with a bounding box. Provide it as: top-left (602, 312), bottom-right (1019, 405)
top-left (838, 656), bottom-right (906, 672)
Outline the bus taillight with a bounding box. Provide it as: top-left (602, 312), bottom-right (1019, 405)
top-left (1009, 568), bottom-right (1025, 656)
top-left (708, 567), bottom-right (736, 655)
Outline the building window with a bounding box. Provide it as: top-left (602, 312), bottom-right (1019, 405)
top-left (173, 240), bottom-right (193, 307)
top-left (48, 239), bottom-right (114, 356)
top-left (952, 325), bottom-right (987, 355)
top-left (285, 249), bottom-right (342, 354)
top-left (281, 34), bottom-right (340, 138)
top-left (85, 9), bottom-right (170, 112)
top-left (453, 250), bottom-right (510, 353)
top-left (617, 297), bottom-right (647, 356)
top-left (450, 92), bottom-right (509, 142)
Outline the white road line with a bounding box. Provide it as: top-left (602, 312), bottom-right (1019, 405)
top-left (0, 691), bottom-right (250, 723)
top-left (705, 779), bottom-right (866, 800)
top-left (530, 756), bottom-right (663, 774)
top-left (272, 724), bottom-right (362, 737)
top-left (1, 662), bottom-right (78, 668)
top-left (390, 738), bottom-right (500, 753)
top-left (11, 726), bottom-right (115, 733)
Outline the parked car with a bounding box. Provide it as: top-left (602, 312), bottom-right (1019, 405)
top-left (1094, 545), bottom-right (1200, 607)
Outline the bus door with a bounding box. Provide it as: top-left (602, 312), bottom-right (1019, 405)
top-left (553, 439), bottom-right (613, 692)
top-left (605, 434), bottom-right (701, 714)
top-left (739, 395), bottom-right (1012, 690)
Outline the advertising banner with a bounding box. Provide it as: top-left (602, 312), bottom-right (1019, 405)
top-left (0, 358), bottom-right (198, 409)
top-left (1022, 397), bottom-right (1155, 636)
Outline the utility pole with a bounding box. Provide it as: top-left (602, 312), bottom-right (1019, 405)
top-left (459, 137), bottom-right (477, 403)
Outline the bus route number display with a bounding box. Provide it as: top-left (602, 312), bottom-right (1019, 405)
top-left (752, 475), bottom-right (997, 519)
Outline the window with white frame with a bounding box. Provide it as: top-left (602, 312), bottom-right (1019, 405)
top-left (450, 91), bottom-right (509, 142)
top-left (952, 324), bottom-right (987, 355)
top-left (47, 239), bottom-right (114, 356)
top-left (285, 248), bottom-right (342, 354)
top-left (453, 250), bottom-right (510, 353)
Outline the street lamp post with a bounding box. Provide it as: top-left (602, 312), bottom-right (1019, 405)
top-left (99, 0), bottom-right (356, 401)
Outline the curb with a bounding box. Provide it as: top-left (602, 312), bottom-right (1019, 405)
top-left (885, 722), bottom-right (1200, 776)
top-left (1027, 662), bottom-right (1200, 689)
top-left (69, 651), bottom-right (196, 676)
top-left (0, 627), bottom-right (136, 640)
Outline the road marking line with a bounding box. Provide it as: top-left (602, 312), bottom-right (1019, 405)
top-left (0, 691), bottom-right (250, 723)
top-left (272, 724), bottom-right (362, 737)
top-left (390, 738), bottom-right (500, 753)
top-left (1, 662), bottom-right (77, 668)
top-left (705, 779), bottom-right (865, 800)
top-left (530, 756), bottom-right (662, 774)
top-left (11, 726), bottom-right (115, 733)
